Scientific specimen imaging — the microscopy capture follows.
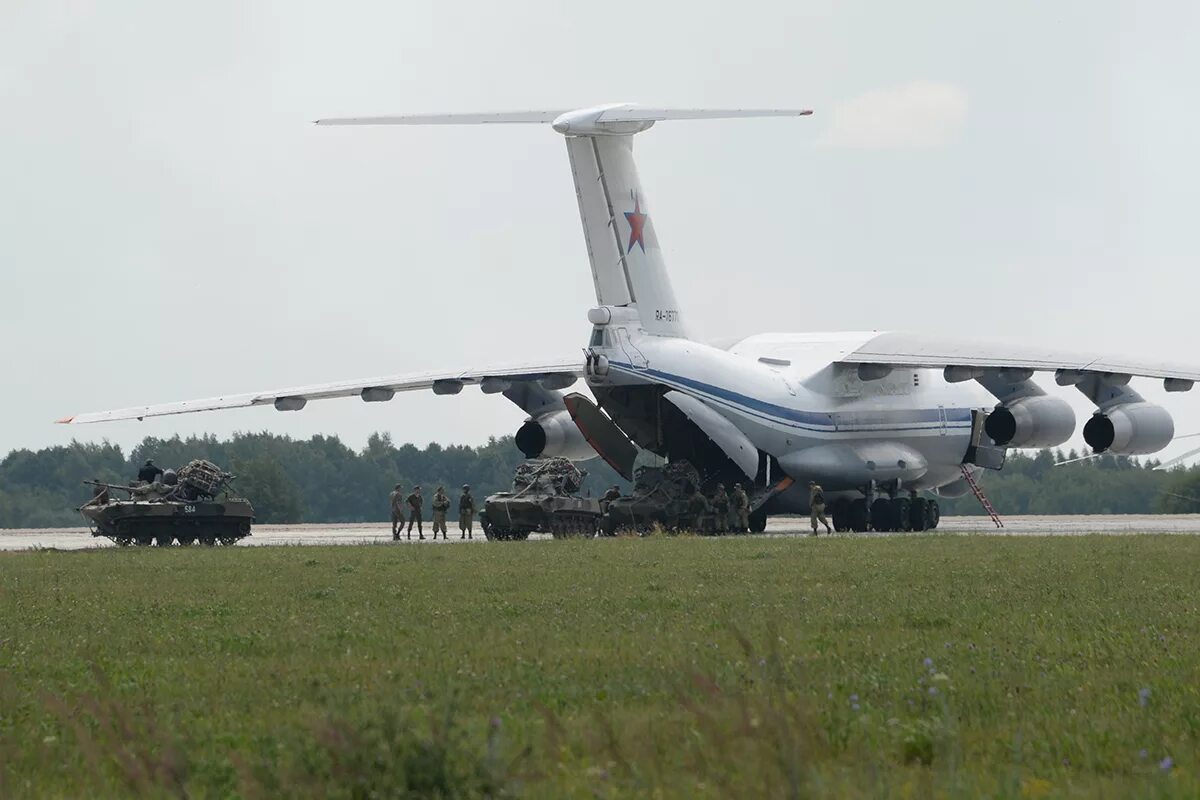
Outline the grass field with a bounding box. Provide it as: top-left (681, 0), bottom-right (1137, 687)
top-left (1, 536), bottom-right (1198, 798)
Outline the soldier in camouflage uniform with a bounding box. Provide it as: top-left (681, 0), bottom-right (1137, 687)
top-left (459, 485), bottom-right (475, 539)
top-left (809, 481), bottom-right (832, 536)
top-left (732, 483), bottom-right (750, 534)
top-left (710, 483), bottom-right (729, 534)
top-left (406, 486), bottom-right (425, 540)
top-left (686, 486), bottom-right (710, 532)
top-left (431, 486), bottom-right (450, 539)
top-left (601, 485), bottom-right (621, 512)
top-left (389, 483), bottom-right (406, 540)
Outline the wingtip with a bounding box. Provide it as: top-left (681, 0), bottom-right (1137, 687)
top-left (800, 109), bottom-right (814, 116)
top-left (55, 415), bottom-right (74, 424)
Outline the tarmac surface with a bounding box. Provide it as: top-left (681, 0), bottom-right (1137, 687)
top-left (4, 515), bottom-right (1200, 550)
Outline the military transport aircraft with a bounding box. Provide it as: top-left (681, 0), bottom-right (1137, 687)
top-left (60, 104), bottom-right (1200, 532)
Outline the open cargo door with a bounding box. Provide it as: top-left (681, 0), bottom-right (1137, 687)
top-left (563, 393), bottom-right (639, 480)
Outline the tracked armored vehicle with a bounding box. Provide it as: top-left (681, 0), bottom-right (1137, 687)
top-left (479, 458), bottom-right (601, 541)
top-left (80, 460), bottom-right (255, 547)
top-left (599, 460), bottom-right (703, 536)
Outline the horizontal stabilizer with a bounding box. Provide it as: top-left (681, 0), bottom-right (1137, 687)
top-left (593, 107), bottom-right (812, 122)
top-left (315, 110), bottom-right (567, 126)
top-left (316, 104), bottom-right (812, 130)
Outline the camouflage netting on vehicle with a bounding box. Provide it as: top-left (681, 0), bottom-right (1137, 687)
top-left (177, 459), bottom-right (230, 498)
top-left (597, 459), bottom-right (705, 536)
top-left (511, 458), bottom-right (585, 497)
top-left (632, 460), bottom-right (701, 499)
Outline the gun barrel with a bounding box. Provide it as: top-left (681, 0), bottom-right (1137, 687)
top-left (83, 480), bottom-right (133, 492)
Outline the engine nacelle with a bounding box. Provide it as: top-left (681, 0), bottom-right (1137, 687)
top-left (984, 395), bottom-right (1075, 448)
top-left (1082, 402), bottom-right (1174, 455)
top-left (514, 410), bottom-right (596, 461)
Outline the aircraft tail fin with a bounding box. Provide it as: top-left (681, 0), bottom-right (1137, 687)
top-left (317, 105), bottom-right (813, 339)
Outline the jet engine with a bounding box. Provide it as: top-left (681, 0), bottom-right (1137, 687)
top-left (983, 396), bottom-right (1075, 448)
top-left (514, 410), bottom-right (596, 461)
top-left (1082, 402), bottom-right (1174, 455)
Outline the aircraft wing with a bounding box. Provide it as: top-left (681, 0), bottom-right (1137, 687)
top-left (58, 358), bottom-right (585, 424)
top-left (841, 333), bottom-right (1200, 385)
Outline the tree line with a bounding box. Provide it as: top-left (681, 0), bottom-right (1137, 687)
top-left (0, 432), bottom-right (629, 528)
top-left (3, 434), bottom-right (1200, 528)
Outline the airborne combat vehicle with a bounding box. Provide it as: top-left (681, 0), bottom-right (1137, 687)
top-left (80, 460), bottom-right (255, 547)
top-left (479, 458), bottom-right (601, 540)
top-left (599, 460), bottom-right (704, 536)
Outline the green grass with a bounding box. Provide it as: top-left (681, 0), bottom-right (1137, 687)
top-left (2, 536), bottom-right (1198, 798)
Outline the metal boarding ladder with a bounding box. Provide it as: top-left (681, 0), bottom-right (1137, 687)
top-left (960, 465), bottom-right (1003, 528)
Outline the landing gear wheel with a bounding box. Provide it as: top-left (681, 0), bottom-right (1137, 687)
top-left (893, 498), bottom-right (912, 532)
top-left (870, 498), bottom-right (894, 532)
top-left (848, 499), bottom-right (870, 532)
top-left (748, 510), bottom-right (767, 534)
top-left (909, 498), bottom-right (929, 532)
top-left (830, 500), bottom-right (849, 533)
top-left (177, 535), bottom-right (196, 546)
top-left (156, 534), bottom-right (174, 547)
top-left (136, 536), bottom-right (153, 547)
top-left (927, 500), bottom-right (941, 530)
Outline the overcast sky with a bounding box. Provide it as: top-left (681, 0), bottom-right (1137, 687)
top-left (2, 1), bottom-right (1198, 462)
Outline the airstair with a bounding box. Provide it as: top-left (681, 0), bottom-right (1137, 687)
top-left (960, 465), bottom-right (1003, 528)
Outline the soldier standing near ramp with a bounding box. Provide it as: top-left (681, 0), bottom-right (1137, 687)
top-left (710, 483), bottom-right (729, 534)
top-left (389, 483), bottom-right (406, 540)
top-left (732, 483), bottom-right (750, 534)
top-left (431, 486), bottom-right (450, 540)
top-left (406, 485), bottom-right (425, 540)
top-left (459, 485), bottom-right (476, 539)
top-left (687, 486), bottom-right (711, 533)
top-left (808, 481), bottom-right (832, 536)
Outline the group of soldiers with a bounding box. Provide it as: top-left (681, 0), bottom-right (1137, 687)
top-left (683, 479), bottom-right (833, 536)
top-left (681, 481), bottom-right (753, 534)
top-left (386, 476), bottom-right (835, 540)
top-left (388, 484), bottom-right (476, 541)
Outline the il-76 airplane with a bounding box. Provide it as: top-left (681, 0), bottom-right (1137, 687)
top-left (61, 104), bottom-right (1200, 532)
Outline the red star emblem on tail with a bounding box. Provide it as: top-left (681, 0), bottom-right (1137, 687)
top-left (624, 193), bottom-right (648, 254)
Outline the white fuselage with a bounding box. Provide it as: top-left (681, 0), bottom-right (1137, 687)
top-left (587, 316), bottom-right (993, 512)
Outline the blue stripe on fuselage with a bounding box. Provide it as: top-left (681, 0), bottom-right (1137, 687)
top-left (607, 362), bottom-right (974, 434)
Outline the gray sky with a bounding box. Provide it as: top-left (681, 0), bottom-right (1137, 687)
top-left (2, 1), bottom-right (1198, 461)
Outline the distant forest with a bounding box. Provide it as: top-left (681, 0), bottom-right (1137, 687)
top-left (0, 433), bottom-right (627, 529)
top-left (2, 433), bottom-right (1200, 528)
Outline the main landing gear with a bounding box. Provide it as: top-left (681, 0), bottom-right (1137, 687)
top-left (829, 488), bottom-right (940, 533)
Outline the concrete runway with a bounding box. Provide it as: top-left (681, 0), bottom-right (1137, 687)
top-left (4, 515), bottom-right (1200, 551)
